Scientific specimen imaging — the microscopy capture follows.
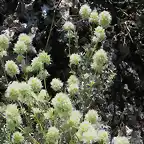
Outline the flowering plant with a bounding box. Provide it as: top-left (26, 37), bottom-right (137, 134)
top-left (0, 3), bottom-right (131, 144)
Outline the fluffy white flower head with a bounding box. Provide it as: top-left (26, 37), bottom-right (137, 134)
top-left (37, 89), bottom-right (48, 102)
top-left (18, 82), bottom-right (32, 102)
top-left (63, 21), bottom-right (75, 31)
top-left (92, 36), bottom-right (99, 44)
top-left (44, 108), bottom-right (55, 120)
top-left (38, 51), bottom-right (51, 65)
top-left (52, 92), bottom-right (72, 117)
top-left (5, 60), bottom-right (20, 77)
top-left (85, 109), bottom-right (99, 124)
top-left (89, 10), bottom-right (99, 23)
top-left (79, 4), bottom-right (92, 19)
top-left (14, 40), bottom-right (27, 55)
top-left (0, 50), bottom-right (7, 58)
top-left (79, 121), bottom-right (93, 133)
top-left (68, 83), bottom-right (79, 95)
top-left (82, 127), bottom-right (97, 144)
top-left (99, 11), bottom-right (112, 28)
top-left (68, 110), bottom-right (82, 127)
top-left (97, 130), bottom-right (109, 143)
top-left (5, 104), bottom-right (22, 124)
top-left (0, 34), bottom-right (9, 52)
top-left (18, 33), bottom-right (32, 46)
top-left (70, 53), bottom-right (81, 65)
top-left (50, 78), bottom-right (63, 91)
top-left (94, 26), bottom-right (106, 42)
top-left (28, 77), bottom-right (42, 93)
top-left (6, 81), bottom-right (20, 100)
top-left (91, 61), bottom-right (104, 72)
top-left (31, 57), bottom-right (43, 72)
top-left (46, 127), bottom-right (59, 143)
top-left (12, 131), bottom-right (24, 143)
top-left (112, 136), bottom-right (130, 144)
top-left (92, 49), bottom-right (108, 65)
top-left (67, 75), bottom-right (79, 85)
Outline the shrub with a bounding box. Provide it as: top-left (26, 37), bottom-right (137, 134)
top-left (0, 3), bottom-right (131, 144)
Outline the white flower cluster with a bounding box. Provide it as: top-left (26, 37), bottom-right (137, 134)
top-left (37, 89), bottom-right (48, 102)
top-left (14, 40), bottom-right (27, 55)
top-left (12, 131), bottom-right (24, 143)
top-left (67, 75), bottom-right (79, 95)
top-left (28, 77), bottom-right (42, 93)
top-left (76, 121), bottom-right (97, 143)
top-left (63, 21), bottom-right (76, 39)
top-left (18, 82), bottom-right (33, 103)
top-left (62, 5), bottom-right (111, 43)
top-left (46, 127), bottom-right (59, 144)
top-left (44, 108), bottom-right (55, 120)
top-left (67, 110), bottom-right (82, 127)
top-left (94, 26), bottom-right (106, 42)
top-left (18, 33), bottom-right (32, 46)
top-left (85, 109), bottom-right (99, 124)
top-left (67, 75), bottom-right (79, 85)
top-left (6, 81), bottom-right (20, 100)
top-left (52, 92), bottom-right (73, 117)
top-left (79, 4), bottom-right (112, 28)
top-left (31, 57), bottom-right (43, 72)
top-left (14, 33), bottom-right (32, 55)
top-left (30, 51), bottom-right (51, 72)
top-left (89, 10), bottom-right (99, 24)
top-left (5, 104), bottom-right (22, 130)
top-left (112, 136), bottom-right (130, 144)
top-left (99, 11), bottom-right (112, 28)
top-left (38, 51), bottom-right (51, 65)
top-left (70, 53), bottom-right (81, 65)
top-left (97, 129), bottom-right (109, 143)
top-left (79, 4), bottom-right (92, 19)
top-left (5, 77), bottom-right (43, 103)
top-left (63, 21), bottom-right (75, 31)
top-left (75, 109), bottom-right (109, 143)
top-left (91, 49), bottom-right (108, 73)
top-left (0, 34), bottom-right (9, 58)
top-left (5, 60), bottom-right (20, 77)
top-left (50, 78), bottom-right (63, 91)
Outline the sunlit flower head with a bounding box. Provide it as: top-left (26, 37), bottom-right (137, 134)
top-left (94, 26), bottom-right (106, 42)
top-left (46, 127), bottom-right (59, 143)
top-left (14, 40), bottom-right (27, 55)
top-left (5, 60), bottom-right (20, 77)
top-left (12, 131), bottom-right (24, 143)
top-left (99, 11), bottom-right (112, 28)
top-left (63, 21), bottom-right (75, 31)
top-left (52, 92), bottom-right (72, 117)
top-left (79, 4), bottom-right (92, 19)
top-left (50, 78), bottom-right (63, 91)
top-left (28, 77), bottom-right (42, 93)
top-left (18, 33), bottom-right (32, 46)
top-left (89, 10), bottom-right (99, 23)
top-left (85, 109), bottom-right (99, 124)
top-left (70, 53), bottom-right (81, 65)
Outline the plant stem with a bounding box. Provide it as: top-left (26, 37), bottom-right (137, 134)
top-left (34, 114), bottom-right (45, 135)
top-left (45, 0), bottom-right (62, 51)
top-left (68, 34), bottom-right (71, 56)
top-left (44, 78), bottom-right (47, 91)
